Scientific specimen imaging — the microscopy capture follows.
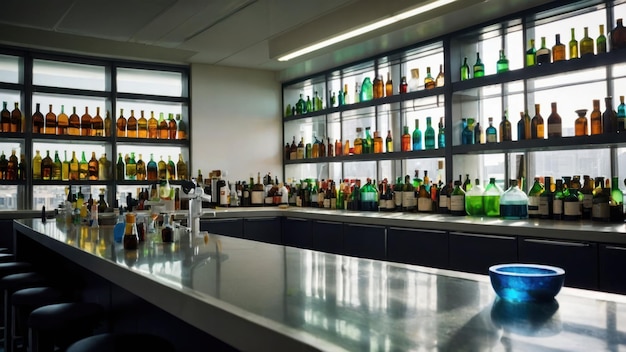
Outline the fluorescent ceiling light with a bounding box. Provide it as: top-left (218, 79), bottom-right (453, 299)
top-left (277, 0), bottom-right (458, 61)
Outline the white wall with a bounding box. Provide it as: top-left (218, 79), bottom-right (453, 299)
top-left (191, 64), bottom-right (282, 183)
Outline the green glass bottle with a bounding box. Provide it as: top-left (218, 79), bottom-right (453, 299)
top-left (424, 117), bottom-right (435, 149)
top-left (496, 49), bottom-right (509, 73)
top-left (597, 24), bottom-right (607, 54)
top-left (52, 150), bottom-right (62, 181)
top-left (483, 178), bottom-right (503, 217)
top-left (360, 77), bottom-right (373, 102)
top-left (539, 176), bottom-right (554, 219)
top-left (552, 179), bottom-right (564, 220)
top-left (412, 119), bottom-right (422, 151)
top-left (580, 27), bottom-right (594, 57)
top-left (569, 28), bottom-right (579, 59)
top-left (460, 57), bottom-right (470, 81)
top-left (393, 176), bottom-right (403, 210)
top-left (563, 176), bottom-right (582, 221)
top-left (167, 155), bottom-right (176, 180)
top-left (465, 178), bottom-right (484, 216)
top-left (449, 180), bottom-right (466, 216)
top-left (617, 95), bottom-right (626, 131)
top-left (305, 96), bottom-right (312, 113)
top-left (364, 127), bottom-right (373, 154)
top-left (527, 177), bottom-right (544, 218)
top-left (472, 52), bottom-right (484, 78)
top-left (525, 39), bottom-right (537, 67)
top-left (295, 94), bottom-right (305, 115)
top-left (79, 151), bottom-right (88, 180)
top-left (437, 117), bottom-right (445, 148)
top-left (610, 176), bottom-right (624, 222)
top-left (485, 117), bottom-right (497, 143)
top-left (126, 152), bottom-right (137, 180)
top-left (116, 153), bottom-right (125, 181)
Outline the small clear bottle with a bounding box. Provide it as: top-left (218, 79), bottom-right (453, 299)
top-left (499, 180), bottom-right (529, 219)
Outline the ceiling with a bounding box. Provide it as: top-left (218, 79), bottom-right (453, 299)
top-left (0, 0), bottom-right (554, 82)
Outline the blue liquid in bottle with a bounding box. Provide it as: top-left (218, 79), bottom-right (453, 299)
top-left (113, 209), bottom-right (125, 243)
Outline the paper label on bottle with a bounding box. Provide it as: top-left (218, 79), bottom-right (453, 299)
top-left (289, 152), bottom-right (296, 160)
top-left (528, 196), bottom-right (540, 215)
top-left (311, 194), bottom-right (318, 203)
top-left (323, 199), bottom-right (331, 208)
top-left (553, 199), bottom-right (563, 215)
top-left (486, 134), bottom-right (497, 143)
top-left (538, 197), bottom-right (549, 216)
top-left (402, 191), bottom-right (416, 209)
top-left (251, 191), bottom-right (264, 205)
top-left (563, 201), bottom-right (581, 216)
top-left (296, 196), bottom-right (302, 207)
top-left (331, 199), bottom-right (337, 209)
top-left (418, 198), bottom-right (433, 212)
top-left (548, 123), bottom-right (561, 135)
top-left (394, 192), bottom-right (403, 207)
top-left (439, 194), bottom-right (448, 209)
top-left (592, 203), bottom-right (610, 219)
top-left (583, 194), bottom-right (593, 209)
top-left (386, 199), bottom-right (396, 210)
top-left (450, 195), bottom-right (465, 211)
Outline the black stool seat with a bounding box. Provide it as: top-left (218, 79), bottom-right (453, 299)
top-left (1, 272), bottom-right (47, 291)
top-left (0, 262), bottom-right (33, 276)
top-left (29, 302), bottom-right (104, 352)
top-left (12, 287), bottom-right (66, 307)
top-left (67, 333), bottom-right (176, 352)
top-left (0, 253), bottom-right (15, 262)
top-left (0, 247), bottom-right (10, 253)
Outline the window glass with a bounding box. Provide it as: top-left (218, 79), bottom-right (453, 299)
top-left (33, 59), bottom-right (106, 91)
top-left (0, 186), bottom-right (18, 211)
top-left (117, 68), bottom-right (183, 97)
top-left (0, 55), bottom-right (20, 84)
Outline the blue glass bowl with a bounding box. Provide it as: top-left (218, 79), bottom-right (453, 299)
top-left (489, 264), bottom-right (565, 302)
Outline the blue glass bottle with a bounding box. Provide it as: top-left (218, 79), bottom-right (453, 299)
top-left (424, 117), bottom-right (436, 149)
top-left (412, 119), bottom-right (422, 151)
top-left (360, 77), bottom-right (373, 102)
top-left (113, 208), bottom-right (125, 243)
top-left (462, 118), bottom-right (475, 144)
top-left (485, 117), bottom-right (497, 143)
top-left (437, 117), bottom-right (445, 148)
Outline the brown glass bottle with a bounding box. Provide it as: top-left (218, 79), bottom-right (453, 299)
top-left (104, 110), bottom-right (111, 137)
top-left (531, 104), bottom-right (545, 139)
top-left (69, 151), bottom-right (79, 181)
top-left (88, 152), bottom-right (99, 180)
top-left (611, 18), bottom-right (626, 50)
top-left (148, 111), bottom-right (158, 139)
top-left (176, 114), bottom-right (186, 140)
top-left (10, 102), bottom-right (21, 133)
top-left (552, 34), bottom-right (566, 62)
top-left (499, 111), bottom-right (512, 142)
top-left (137, 111), bottom-right (148, 138)
top-left (385, 72), bottom-right (393, 97)
top-left (158, 113), bottom-right (168, 139)
top-left (45, 104), bottom-right (56, 135)
top-left (575, 109), bottom-right (588, 136)
top-left (68, 107), bottom-right (80, 136)
top-left (91, 107), bottom-right (104, 136)
top-left (146, 154), bottom-right (158, 181)
top-left (116, 109), bottom-right (126, 138)
top-left (176, 154), bottom-right (188, 180)
top-left (80, 107), bottom-right (92, 137)
top-left (56, 105), bottom-right (68, 135)
top-left (602, 96), bottom-right (618, 134)
top-left (136, 154), bottom-right (146, 181)
top-left (590, 99), bottom-right (602, 135)
top-left (127, 110), bottom-right (138, 138)
top-left (0, 102), bottom-right (9, 132)
top-left (168, 113), bottom-right (177, 139)
top-left (547, 102), bottom-right (562, 138)
top-left (41, 150), bottom-right (53, 180)
top-left (373, 75), bottom-right (383, 99)
top-left (32, 103), bottom-right (44, 134)
top-left (158, 156), bottom-right (167, 179)
top-left (7, 150), bottom-right (18, 180)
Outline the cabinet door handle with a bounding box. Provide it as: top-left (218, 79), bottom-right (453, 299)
top-left (316, 220), bottom-right (341, 226)
top-left (450, 232), bottom-right (515, 240)
top-left (346, 223), bottom-right (385, 230)
top-left (524, 239), bottom-right (590, 247)
top-left (246, 217), bottom-right (276, 222)
top-left (605, 245), bottom-right (626, 251)
top-left (209, 218), bottom-right (239, 223)
top-left (285, 217), bottom-right (308, 222)
top-left (389, 227), bottom-right (446, 235)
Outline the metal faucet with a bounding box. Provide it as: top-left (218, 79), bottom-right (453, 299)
top-left (181, 180), bottom-right (214, 237)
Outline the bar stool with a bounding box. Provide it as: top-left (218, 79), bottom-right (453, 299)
top-left (0, 253), bottom-right (16, 263)
top-left (66, 333), bottom-right (176, 352)
top-left (11, 287), bottom-right (68, 351)
top-left (28, 302), bottom-right (104, 352)
top-left (1, 272), bottom-right (48, 352)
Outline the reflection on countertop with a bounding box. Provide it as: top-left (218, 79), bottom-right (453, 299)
top-left (13, 218), bottom-right (626, 351)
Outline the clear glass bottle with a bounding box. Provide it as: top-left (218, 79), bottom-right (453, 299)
top-left (465, 179), bottom-right (484, 216)
top-left (580, 27), bottom-right (594, 57)
top-left (412, 119), bottom-right (422, 151)
top-left (472, 53), bottom-right (484, 78)
top-left (408, 69), bottom-right (420, 92)
top-left (569, 27), bottom-right (579, 59)
top-left (435, 64), bottom-right (444, 87)
top-left (424, 117), bottom-right (435, 150)
top-left (536, 36), bottom-right (551, 65)
top-left (575, 109), bottom-right (589, 136)
top-left (603, 96), bottom-right (618, 134)
top-left (500, 179), bottom-right (529, 219)
top-left (113, 208), bottom-right (125, 243)
top-left (460, 57), bottom-right (470, 81)
top-left (526, 39), bottom-right (537, 66)
top-left (483, 178), bottom-right (503, 217)
top-left (496, 49), bottom-right (509, 73)
top-left (98, 153), bottom-right (110, 181)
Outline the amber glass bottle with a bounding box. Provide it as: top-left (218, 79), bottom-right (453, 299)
top-left (137, 111), bottom-right (148, 138)
top-left (69, 151), bottom-right (79, 181)
top-left (41, 150), bottom-right (53, 180)
top-left (531, 104), bottom-right (545, 139)
top-left (148, 111), bottom-right (158, 139)
top-left (116, 109), bottom-right (126, 138)
top-left (10, 102), bottom-right (21, 133)
top-left (401, 126), bottom-right (411, 151)
top-left (547, 102), bottom-right (562, 138)
top-left (88, 152), bottom-right (99, 180)
top-left (569, 28), bottom-right (578, 59)
top-left (45, 104), bottom-right (57, 135)
top-left (80, 107), bottom-right (92, 137)
top-left (177, 154), bottom-right (188, 180)
top-left (68, 107), bottom-right (80, 136)
top-left (176, 114), bottom-right (187, 140)
top-left (611, 18), bottom-right (626, 50)
top-left (104, 110), bottom-right (111, 137)
top-left (168, 113), bottom-right (177, 139)
top-left (575, 109), bottom-right (588, 136)
top-left (126, 110), bottom-right (138, 138)
top-left (158, 156), bottom-right (167, 179)
top-left (147, 154), bottom-right (158, 181)
top-left (552, 34), bottom-right (566, 62)
top-left (91, 107), bottom-right (104, 136)
top-left (499, 111), bottom-right (512, 142)
top-left (424, 67), bottom-right (436, 88)
top-left (136, 154), bottom-right (146, 181)
top-left (158, 113), bottom-right (168, 139)
top-left (32, 103), bottom-right (44, 134)
top-left (373, 75), bottom-right (383, 99)
top-left (590, 99), bottom-right (602, 135)
top-left (385, 72), bottom-right (393, 97)
top-left (0, 102), bottom-right (9, 132)
top-left (57, 105), bottom-right (68, 135)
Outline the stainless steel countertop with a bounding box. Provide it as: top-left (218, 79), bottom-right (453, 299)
top-left (13, 218), bottom-right (626, 351)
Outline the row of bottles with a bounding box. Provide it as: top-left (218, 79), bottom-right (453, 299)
top-left (30, 104), bottom-right (188, 140)
top-left (32, 150), bottom-right (110, 181)
top-left (115, 153), bottom-right (188, 181)
top-left (0, 149), bottom-right (27, 180)
top-left (460, 96), bottom-right (626, 145)
top-left (285, 65), bottom-right (444, 116)
top-left (0, 102), bottom-right (22, 133)
top-left (460, 51), bottom-right (507, 80)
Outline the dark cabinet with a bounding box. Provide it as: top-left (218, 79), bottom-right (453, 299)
top-left (243, 217), bottom-right (282, 245)
top-left (282, 217), bottom-right (313, 249)
top-left (200, 218), bottom-right (244, 238)
top-left (599, 244), bottom-right (626, 294)
top-left (1, 220), bottom-right (14, 251)
top-left (449, 232), bottom-right (517, 275)
top-left (518, 238), bottom-right (598, 290)
top-left (387, 227), bottom-right (448, 269)
top-left (343, 223), bottom-right (386, 261)
top-left (312, 220), bottom-right (343, 254)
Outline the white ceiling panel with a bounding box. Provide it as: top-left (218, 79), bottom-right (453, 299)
top-left (0, 0), bottom-right (74, 29)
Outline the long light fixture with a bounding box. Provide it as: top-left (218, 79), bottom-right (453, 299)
top-left (277, 0), bottom-right (458, 61)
